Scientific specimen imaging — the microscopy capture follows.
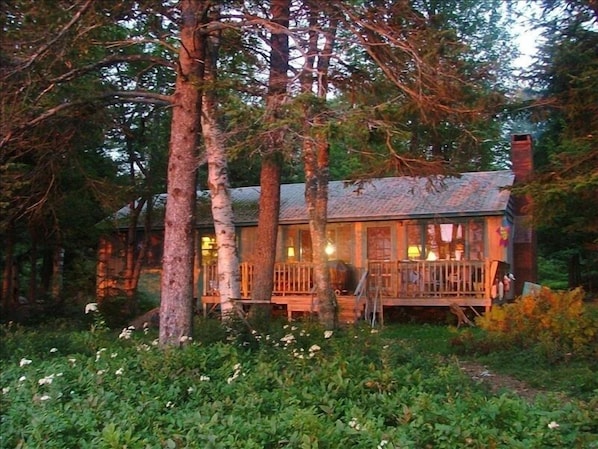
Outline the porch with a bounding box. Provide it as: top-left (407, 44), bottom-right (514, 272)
top-left (200, 259), bottom-right (494, 322)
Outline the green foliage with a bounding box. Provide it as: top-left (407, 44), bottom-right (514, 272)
top-left (476, 288), bottom-right (598, 361)
top-left (524, 2), bottom-right (598, 293)
top-left (538, 255), bottom-right (570, 290)
top-left (1, 321), bottom-right (597, 448)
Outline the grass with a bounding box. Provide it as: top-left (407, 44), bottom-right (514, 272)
top-left (0, 317), bottom-right (597, 448)
top-left (379, 322), bottom-right (598, 401)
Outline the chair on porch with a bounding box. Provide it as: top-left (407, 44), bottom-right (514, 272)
top-left (398, 263), bottom-right (421, 296)
top-left (447, 265), bottom-right (477, 296)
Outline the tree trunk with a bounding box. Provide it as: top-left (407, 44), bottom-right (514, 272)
top-left (304, 130), bottom-right (338, 330)
top-left (251, 0), bottom-right (290, 306)
top-left (28, 239), bottom-right (37, 303)
top-left (300, 5), bottom-right (339, 329)
top-left (50, 245), bottom-right (64, 303)
top-left (251, 155), bottom-right (282, 302)
top-left (159, 0), bottom-right (206, 346)
top-left (1, 222), bottom-right (16, 310)
top-left (202, 10), bottom-right (241, 317)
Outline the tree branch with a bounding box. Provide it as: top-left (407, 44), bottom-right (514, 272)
top-left (18, 0), bottom-right (95, 73)
top-left (0, 91), bottom-right (173, 149)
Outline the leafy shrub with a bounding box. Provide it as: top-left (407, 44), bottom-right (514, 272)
top-left (476, 287), bottom-right (598, 361)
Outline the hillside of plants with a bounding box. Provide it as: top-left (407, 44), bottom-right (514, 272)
top-left (1, 289), bottom-right (597, 449)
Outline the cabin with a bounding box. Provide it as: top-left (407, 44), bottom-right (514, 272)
top-left (97, 134), bottom-right (537, 323)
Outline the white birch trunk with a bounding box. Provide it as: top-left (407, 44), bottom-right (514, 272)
top-left (201, 24), bottom-right (241, 316)
top-left (202, 112), bottom-right (241, 316)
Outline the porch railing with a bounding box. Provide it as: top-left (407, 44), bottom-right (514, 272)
top-left (201, 260), bottom-right (491, 299)
top-left (202, 262), bottom-right (315, 298)
top-left (367, 260), bottom-right (490, 298)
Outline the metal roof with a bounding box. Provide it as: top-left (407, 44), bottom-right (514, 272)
top-left (112, 170), bottom-right (514, 228)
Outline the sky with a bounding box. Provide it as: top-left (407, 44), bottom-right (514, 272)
top-left (512, 1), bottom-right (544, 70)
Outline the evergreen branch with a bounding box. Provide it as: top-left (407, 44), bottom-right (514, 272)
top-left (17, 0), bottom-right (95, 73)
top-left (0, 91), bottom-right (173, 150)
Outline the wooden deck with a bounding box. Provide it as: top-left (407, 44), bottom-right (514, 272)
top-left (200, 295), bottom-right (363, 323)
top-left (200, 259), bottom-right (496, 323)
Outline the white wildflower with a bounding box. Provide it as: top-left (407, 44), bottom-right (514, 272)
top-left (39, 394), bottom-right (51, 401)
top-left (19, 358), bottom-right (32, 367)
top-left (49, 348), bottom-right (58, 353)
top-left (97, 369), bottom-right (106, 376)
top-left (308, 344), bottom-right (321, 353)
top-left (280, 333), bottom-right (295, 345)
top-left (152, 339), bottom-right (159, 346)
top-left (166, 401), bottom-right (175, 408)
top-left (199, 375), bottom-right (210, 382)
top-left (118, 327), bottom-right (133, 340)
top-left (2, 387), bottom-right (9, 395)
top-left (111, 352), bottom-right (118, 358)
top-left (227, 364), bottom-right (242, 384)
top-left (370, 329), bottom-right (379, 334)
top-left (85, 302), bottom-right (98, 314)
top-left (291, 326), bottom-right (298, 331)
top-left (348, 418), bottom-right (361, 431)
top-left (115, 368), bottom-right (124, 376)
top-left (324, 330), bottom-right (333, 339)
top-left (548, 421), bottom-right (560, 429)
top-left (18, 376), bottom-right (26, 382)
top-left (95, 348), bottom-right (107, 361)
top-left (38, 375), bottom-right (54, 386)
top-left (187, 387), bottom-right (195, 393)
top-left (68, 358), bottom-right (76, 366)
top-left (377, 440), bottom-right (388, 449)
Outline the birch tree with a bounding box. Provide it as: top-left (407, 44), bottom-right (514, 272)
top-left (201, 6), bottom-right (242, 317)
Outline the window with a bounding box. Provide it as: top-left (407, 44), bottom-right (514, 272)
top-left (406, 221), bottom-right (485, 260)
top-left (201, 235), bottom-right (217, 264)
top-left (468, 220), bottom-right (484, 260)
top-left (426, 223), bottom-right (463, 260)
top-left (299, 230), bottom-right (312, 262)
top-left (407, 225), bottom-right (423, 260)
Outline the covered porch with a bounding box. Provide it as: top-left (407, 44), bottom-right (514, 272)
top-left (199, 259), bottom-right (497, 322)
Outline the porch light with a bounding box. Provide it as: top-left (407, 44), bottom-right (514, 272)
top-left (325, 241), bottom-right (335, 256)
top-left (287, 246), bottom-right (295, 259)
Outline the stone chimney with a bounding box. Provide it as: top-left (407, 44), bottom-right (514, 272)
top-left (510, 134), bottom-right (538, 294)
